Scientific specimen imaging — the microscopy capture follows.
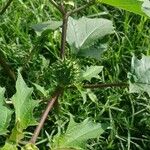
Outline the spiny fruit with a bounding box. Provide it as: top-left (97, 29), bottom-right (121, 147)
top-left (51, 58), bottom-right (80, 87)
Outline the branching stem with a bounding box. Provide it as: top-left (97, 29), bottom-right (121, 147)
top-left (49, 0), bottom-right (65, 15)
top-left (69, 83), bottom-right (128, 89)
top-left (49, 0), bottom-right (96, 59)
top-left (82, 83), bottom-right (128, 89)
top-left (68, 0), bottom-right (96, 16)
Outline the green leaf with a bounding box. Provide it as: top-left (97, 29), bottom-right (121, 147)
top-left (97, 0), bottom-right (146, 16)
top-left (3, 71), bottom-right (39, 145)
top-left (64, 0), bottom-right (75, 7)
top-left (75, 85), bottom-right (87, 104)
top-left (87, 89), bottom-right (98, 103)
top-left (32, 83), bottom-right (48, 97)
top-left (12, 71), bottom-right (39, 130)
top-left (67, 17), bottom-right (114, 52)
top-left (21, 143), bottom-right (39, 150)
top-left (77, 44), bottom-right (107, 60)
top-left (77, 87), bottom-right (98, 104)
top-left (32, 20), bottom-right (62, 35)
top-left (52, 117), bottom-right (107, 150)
top-left (0, 87), bottom-right (12, 135)
top-left (1, 142), bottom-right (18, 150)
top-left (142, 0), bottom-right (150, 17)
top-left (128, 55), bottom-right (150, 96)
top-left (81, 66), bottom-right (103, 82)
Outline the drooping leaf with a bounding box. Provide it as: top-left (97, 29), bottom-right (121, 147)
top-left (52, 117), bottom-right (107, 150)
top-left (0, 87), bottom-right (13, 135)
top-left (142, 0), bottom-right (150, 17)
top-left (12, 71), bottom-right (39, 130)
top-left (32, 20), bottom-right (62, 35)
top-left (97, 0), bottom-right (147, 16)
top-left (67, 17), bottom-right (114, 52)
top-left (128, 55), bottom-right (150, 96)
top-left (77, 44), bottom-right (107, 60)
top-left (81, 66), bottom-right (103, 82)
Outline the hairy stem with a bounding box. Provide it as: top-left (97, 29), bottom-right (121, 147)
top-left (82, 83), bottom-right (128, 88)
top-left (69, 83), bottom-right (128, 89)
top-left (60, 13), bottom-right (69, 59)
top-left (29, 87), bottom-right (63, 144)
top-left (0, 0), bottom-right (13, 15)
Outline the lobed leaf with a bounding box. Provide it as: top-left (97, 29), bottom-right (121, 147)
top-left (52, 117), bottom-right (107, 150)
top-left (128, 55), bottom-right (150, 96)
top-left (12, 71), bottom-right (39, 130)
top-left (81, 66), bottom-right (103, 82)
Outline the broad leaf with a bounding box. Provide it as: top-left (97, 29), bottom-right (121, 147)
top-left (81, 66), bottom-right (103, 82)
top-left (12, 71), bottom-right (39, 130)
top-left (32, 20), bottom-right (62, 35)
top-left (67, 17), bottom-right (114, 52)
top-left (0, 87), bottom-right (12, 135)
top-left (142, 0), bottom-right (150, 17)
top-left (128, 55), bottom-right (150, 96)
top-left (97, 0), bottom-right (146, 16)
top-left (52, 117), bottom-right (107, 150)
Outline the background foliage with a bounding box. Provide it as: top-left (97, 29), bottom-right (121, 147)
top-left (1, 0), bottom-right (150, 150)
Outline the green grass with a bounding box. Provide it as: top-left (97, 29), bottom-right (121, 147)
top-left (1, 0), bottom-right (150, 150)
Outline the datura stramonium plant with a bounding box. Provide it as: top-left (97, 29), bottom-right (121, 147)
top-left (51, 58), bottom-right (81, 87)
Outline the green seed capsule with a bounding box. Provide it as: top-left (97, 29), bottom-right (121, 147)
top-left (51, 59), bottom-right (80, 87)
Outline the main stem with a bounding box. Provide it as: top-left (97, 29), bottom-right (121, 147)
top-left (29, 88), bottom-right (63, 144)
top-left (60, 14), bottom-right (69, 59)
